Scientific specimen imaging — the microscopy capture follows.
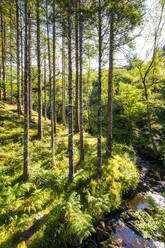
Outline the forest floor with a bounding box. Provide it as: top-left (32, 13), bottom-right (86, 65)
top-left (0, 101), bottom-right (164, 248)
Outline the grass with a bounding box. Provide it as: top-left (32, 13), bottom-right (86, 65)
top-left (0, 101), bottom-right (139, 248)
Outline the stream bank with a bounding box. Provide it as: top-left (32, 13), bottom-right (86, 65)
top-left (78, 156), bottom-right (165, 248)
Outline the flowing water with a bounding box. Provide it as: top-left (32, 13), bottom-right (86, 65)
top-left (82, 156), bottom-right (165, 248)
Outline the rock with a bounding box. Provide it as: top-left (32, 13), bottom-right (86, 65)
top-left (36, 212), bottom-right (43, 220)
top-left (153, 241), bottom-right (165, 248)
top-left (147, 191), bottom-right (165, 209)
top-left (99, 220), bottom-right (106, 230)
top-left (116, 238), bottom-right (124, 247)
top-left (96, 227), bottom-right (110, 242)
top-left (106, 225), bottom-right (112, 232)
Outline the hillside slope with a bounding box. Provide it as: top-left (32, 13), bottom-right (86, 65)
top-left (0, 101), bottom-right (138, 248)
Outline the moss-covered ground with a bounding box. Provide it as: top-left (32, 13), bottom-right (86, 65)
top-left (0, 101), bottom-right (139, 248)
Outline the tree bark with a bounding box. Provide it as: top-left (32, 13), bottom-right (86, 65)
top-left (53, 0), bottom-right (57, 134)
top-left (20, 8), bottom-right (24, 106)
top-left (87, 58), bottom-right (92, 132)
top-left (97, 0), bottom-right (102, 177)
top-left (62, 28), bottom-right (66, 126)
top-left (10, 6), bottom-right (13, 104)
top-left (75, 0), bottom-right (80, 132)
top-left (37, 0), bottom-right (42, 139)
top-left (79, 0), bottom-right (84, 161)
top-left (107, 15), bottom-right (114, 157)
top-left (16, 0), bottom-right (21, 116)
top-left (44, 44), bottom-right (47, 120)
top-left (0, 16), bottom-right (2, 101)
top-left (1, 16), bottom-right (6, 101)
top-left (28, 7), bottom-right (32, 122)
top-left (46, 0), bottom-right (55, 163)
top-left (23, 0), bottom-right (29, 181)
top-left (68, 10), bottom-right (74, 182)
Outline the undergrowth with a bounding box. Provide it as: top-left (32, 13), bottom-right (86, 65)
top-left (134, 195), bottom-right (165, 241)
top-left (0, 101), bottom-right (139, 248)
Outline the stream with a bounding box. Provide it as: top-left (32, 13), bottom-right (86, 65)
top-left (79, 156), bottom-right (165, 248)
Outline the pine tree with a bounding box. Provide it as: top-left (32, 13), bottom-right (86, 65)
top-left (79, 0), bottom-right (84, 161)
top-left (107, 14), bottom-right (114, 157)
top-left (46, 0), bottom-right (55, 163)
top-left (75, 0), bottom-right (80, 132)
top-left (23, 0), bottom-right (29, 181)
top-left (68, 6), bottom-right (74, 182)
top-left (62, 27), bottom-right (66, 126)
top-left (16, 0), bottom-right (21, 116)
top-left (10, 5), bottom-right (13, 104)
top-left (53, 0), bottom-right (57, 134)
top-left (97, 0), bottom-right (102, 177)
top-left (36, 0), bottom-right (42, 139)
top-left (28, 7), bottom-right (32, 122)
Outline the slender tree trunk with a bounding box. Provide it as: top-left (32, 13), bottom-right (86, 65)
top-left (0, 62), bottom-right (1, 101)
top-left (53, 0), bottom-right (57, 134)
top-left (20, 11), bottom-right (24, 106)
top-left (0, 16), bottom-right (2, 101)
top-left (62, 29), bottom-right (66, 126)
top-left (10, 7), bottom-right (13, 104)
top-left (28, 8), bottom-right (32, 122)
top-left (97, 0), bottom-right (102, 177)
top-left (16, 0), bottom-right (21, 116)
top-left (79, 0), bottom-right (84, 161)
top-left (3, 21), bottom-right (6, 101)
top-left (46, 0), bottom-right (55, 163)
top-left (23, 0), bottom-right (29, 181)
top-left (68, 10), bottom-right (74, 182)
top-left (87, 58), bottom-right (92, 132)
top-left (44, 45), bottom-right (47, 120)
top-left (1, 17), bottom-right (6, 101)
top-left (107, 15), bottom-right (114, 157)
top-left (75, 0), bottom-right (80, 132)
top-left (36, 0), bottom-right (42, 139)
top-left (0, 17), bottom-right (2, 101)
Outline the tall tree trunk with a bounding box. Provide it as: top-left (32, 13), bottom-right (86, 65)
top-left (44, 45), bottom-right (47, 120)
top-left (97, 0), bottom-right (102, 177)
top-left (0, 16), bottom-right (3, 101)
top-left (10, 7), bottom-right (13, 104)
top-left (16, 0), bottom-right (21, 116)
top-left (28, 8), bottom-right (32, 122)
top-left (0, 54), bottom-right (1, 101)
top-left (46, 0), bottom-right (55, 163)
top-left (62, 29), bottom-right (66, 126)
top-left (75, 0), bottom-right (80, 132)
top-left (0, 16), bottom-right (2, 101)
top-left (1, 17), bottom-right (6, 101)
top-left (23, 0), bottom-right (29, 181)
top-left (107, 15), bottom-right (114, 157)
top-left (0, 62), bottom-right (1, 101)
top-left (20, 10), bottom-right (24, 106)
top-left (3, 21), bottom-right (6, 101)
top-left (53, 0), bottom-right (56, 134)
top-left (68, 10), bottom-right (73, 182)
top-left (37, 0), bottom-right (42, 139)
top-left (87, 58), bottom-right (92, 132)
top-left (79, 0), bottom-right (84, 161)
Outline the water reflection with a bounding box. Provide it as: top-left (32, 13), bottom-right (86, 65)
top-left (112, 221), bottom-right (156, 248)
top-left (125, 194), bottom-right (150, 211)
